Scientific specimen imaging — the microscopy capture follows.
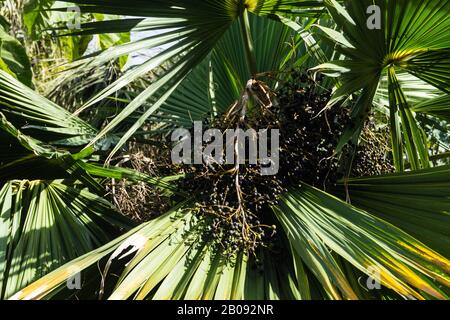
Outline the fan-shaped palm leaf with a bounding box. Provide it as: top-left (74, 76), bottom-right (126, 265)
top-left (0, 179), bottom-right (132, 299)
top-left (11, 164), bottom-right (450, 300)
top-left (49, 0), bottom-right (326, 158)
top-left (312, 0), bottom-right (450, 171)
top-left (0, 70), bottom-right (96, 145)
top-left (335, 165), bottom-right (450, 257)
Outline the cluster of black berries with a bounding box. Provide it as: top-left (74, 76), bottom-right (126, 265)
top-left (180, 114), bottom-right (282, 255)
top-left (276, 71), bottom-right (350, 188)
top-left (352, 120), bottom-right (395, 177)
top-left (179, 71), bottom-right (390, 256)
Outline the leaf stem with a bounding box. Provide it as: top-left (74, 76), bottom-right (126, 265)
top-left (239, 9), bottom-right (257, 77)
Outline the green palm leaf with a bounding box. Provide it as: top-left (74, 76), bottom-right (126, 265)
top-left (0, 70), bottom-right (96, 145)
top-left (412, 95), bottom-right (450, 122)
top-left (2, 0), bottom-right (449, 302)
top-left (159, 13), bottom-right (300, 126)
top-left (0, 179), bottom-right (132, 299)
top-left (0, 21), bottom-right (32, 86)
top-left (276, 184), bottom-right (450, 300)
top-left (335, 165), bottom-right (450, 257)
top-left (313, 0), bottom-right (450, 171)
top-left (9, 202), bottom-right (305, 300)
top-left (11, 176), bottom-right (450, 300)
top-left (50, 0), bottom-right (326, 157)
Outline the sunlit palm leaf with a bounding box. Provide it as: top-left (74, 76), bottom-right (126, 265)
top-left (276, 184), bottom-right (450, 300)
top-left (313, 0), bottom-right (450, 170)
top-left (51, 0), bottom-right (326, 157)
top-left (12, 175), bottom-right (450, 300)
top-left (0, 70), bottom-right (96, 145)
top-left (0, 179), bottom-right (132, 299)
top-left (159, 13), bottom-right (300, 126)
top-left (387, 67), bottom-right (430, 170)
top-left (335, 165), bottom-right (450, 258)
top-left (57, 0), bottom-right (239, 157)
top-left (412, 95), bottom-right (450, 122)
top-left (374, 71), bottom-right (443, 112)
top-left (11, 202), bottom-right (314, 300)
top-left (4, 0), bottom-right (449, 302)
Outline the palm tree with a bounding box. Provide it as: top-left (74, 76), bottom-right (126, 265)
top-left (0, 0), bottom-right (449, 300)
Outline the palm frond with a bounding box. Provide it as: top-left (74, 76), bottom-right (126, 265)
top-left (313, 0), bottom-right (450, 170)
top-left (0, 70), bottom-right (96, 145)
top-left (159, 13), bottom-right (300, 127)
top-left (335, 165), bottom-right (450, 257)
top-left (10, 202), bottom-right (310, 300)
top-left (276, 184), bottom-right (450, 300)
top-left (0, 20), bottom-right (32, 86)
top-left (0, 179), bottom-right (132, 299)
top-left (50, 0), bottom-right (329, 158)
top-left (412, 95), bottom-right (450, 122)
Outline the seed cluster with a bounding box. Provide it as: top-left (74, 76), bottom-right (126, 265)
top-left (110, 71), bottom-right (394, 255)
top-left (352, 120), bottom-right (395, 177)
top-left (181, 112), bottom-right (282, 255)
top-left (276, 72), bottom-right (351, 188)
top-left (180, 71), bottom-right (357, 255)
